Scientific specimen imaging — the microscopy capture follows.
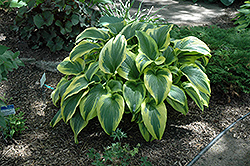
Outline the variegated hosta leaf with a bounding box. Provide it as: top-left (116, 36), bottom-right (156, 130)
top-left (51, 77), bottom-right (69, 106)
top-left (136, 30), bottom-right (160, 61)
top-left (182, 82), bottom-right (206, 111)
top-left (62, 75), bottom-right (94, 101)
top-left (138, 122), bottom-right (155, 142)
top-left (141, 99), bottom-right (167, 140)
top-left (199, 91), bottom-right (210, 107)
top-left (181, 64), bottom-right (211, 94)
top-left (69, 41), bottom-right (101, 61)
top-left (80, 84), bottom-right (107, 121)
top-left (173, 36), bottom-right (211, 57)
top-left (99, 34), bottom-right (127, 75)
top-left (57, 57), bottom-right (85, 75)
top-left (147, 24), bottom-right (173, 51)
top-left (135, 52), bottom-right (153, 73)
top-left (75, 27), bottom-right (110, 44)
top-left (50, 108), bottom-right (62, 127)
top-left (99, 16), bottom-right (125, 34)
top-left (155, 56), bottom-right (166, 65)
top-left (118, 51), bottom-right (140, 80)
top-left (107, 79), bottom-right (122, 93)
top-left (85, 62), bottom-right (99, 81)
top-left (97, 93), bottom-right (125, 135)
top-left (123, 81), bottom-right (146, 113)
top-left (70, 108), bottom-right (88, 144)
top-left (144, 68), bottom-right (172, 104)
top-left (166, 85), bottom-right (188, 115)
top-left (61, 89), bottom-right (89, 123)
top-left (120, 21), bottom-right (146, 40)
top-left (162, 46), bottom-right (177, 66)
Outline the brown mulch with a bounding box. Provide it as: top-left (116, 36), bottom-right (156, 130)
top-left (0, 2), bottom-right (250, 166)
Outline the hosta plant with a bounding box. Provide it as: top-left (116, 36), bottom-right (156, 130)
top-left (51, 16), bottom-right (211, 143)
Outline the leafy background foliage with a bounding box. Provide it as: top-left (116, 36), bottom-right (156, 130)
top-left (171, 25), bottom-right (250, 94)
top-left (233, 1), bottom-right (250, 30)
top-left (13, 0), bottom-right (108, 52)
top-left (191, 0), bottom-right (236, 6)
top-left (51, 15), bottom-right (211, 143)
top-left (0, 45), bottom-right (24, 82)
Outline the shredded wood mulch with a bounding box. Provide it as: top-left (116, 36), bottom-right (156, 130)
top-left (0, 4), bottom-right (249, 166)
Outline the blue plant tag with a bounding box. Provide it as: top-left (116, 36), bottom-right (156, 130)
top-left (0, 105), bottom-right (16, 116)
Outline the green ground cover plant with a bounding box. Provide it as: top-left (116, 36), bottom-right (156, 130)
top-left (13, 0), bottom-right (111, 52)
top-left (50, 15), bottom-right (211, 143)
top-left (171, 25), bottom-right (250, 94)
top-left (87, 128), bottom-right (152, 165)
top-left (233, 1), bottom-right (250, 30)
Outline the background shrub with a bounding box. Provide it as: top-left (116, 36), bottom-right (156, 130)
top-left (13, 0), bottom-right (110, 52)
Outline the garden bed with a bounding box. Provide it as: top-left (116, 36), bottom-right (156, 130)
top-left (0, 2), bottom-right (250, 165)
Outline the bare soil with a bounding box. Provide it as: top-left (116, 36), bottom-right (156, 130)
top-left (0, 2), bottom-right (250, 166)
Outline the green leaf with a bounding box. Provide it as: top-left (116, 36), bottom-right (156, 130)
top-left (135, 52), bottom-right (153, 73)
top-left (120, 21), bottom-right (146, 40)
top-left (141, 99), bottom-right (167, 140)
top-left (0, 45), bottom-right (9, 55)
top-left (136, 30), bottom-right (160, 60)
top-left (97, 93), bottom-right (125, 135)
top-left (162, 46), bottom-right (177, 66)
top-left (69, 41), bottom-right (101, 61)
top-left (70, 108), bottom-right (88, 144)
top-left (182, 82), bottom-right (205, 111)
top-left (57, 57), bottom-right (85, 75)
top-left (33, 14), bottom-right (44, 28)
top-left (99, 34), bottom-right (127, 74)
top-left (147, 24), bottom-right (173, 51)
top-left (62, 75), bottom-right (93, 101)
top-left (51, 77), bottom-right (69, 106)
top-left (107, 80), bottom-right (122, 93)
top-left (42, 11), bottom-right (54, 26)
top-left (71, 14), bottom-right (79, 26)
top-left (85, 62), bottom-right (99, 81)
top-left (99, 15), bottom-right (123, 26)
top-left (50, 109), bottom-right (62, 127)
top-left (181, 64), bottom-right (211, 94)
top-left (144, 68), bottom-right (172, 104)
top-left (61, 89), bottom-right (89, 123)
top-left (138, 122), bottom-right (155, 142)
top-left (80, 84), bottom-right (107, 121)
top-left (118, 51), bottom-right (140, 80)
top-left (174, 36), bottom-right (211, 57)
top-left (123, 81), bottom-right (146, 113)
top-left (166, 85), bottom-right (188, 115)
top-left (75, 27), bottom-right (110, 44)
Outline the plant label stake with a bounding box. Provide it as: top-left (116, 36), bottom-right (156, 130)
top-left (0, 105), bottom-right (16, 116)
top-left (40, 73), bottom-right (55, 90)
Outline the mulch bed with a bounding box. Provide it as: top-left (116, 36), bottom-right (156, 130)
top-left (0, 2), bottom-right (249, 165)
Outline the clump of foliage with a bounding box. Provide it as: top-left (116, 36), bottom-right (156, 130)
top-left (191, 0), bottom-right (235, 6)
top-left (0, 44), bottom-right (24, 82)
top-left (13, 0), bottom-right (111, 52)
top-left (171, 25), bottom-right (250, 94)
top-left (233, 1), bottom-right (250, 30)
top-left (97, 0), bottom-right (166, 25)
top-left (87, 128), bottom-right (152, 166)
top-left (1, 111), bottom-right (27, 140)
top-left (50, 14), bottom-right (211, 143)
